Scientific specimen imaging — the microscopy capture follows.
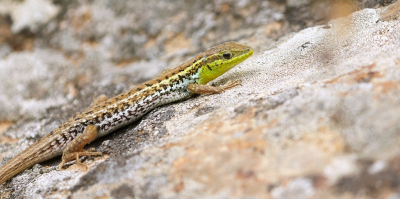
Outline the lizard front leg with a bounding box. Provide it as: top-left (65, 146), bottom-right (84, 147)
top-left (187, 80), bottom-right (241, 94)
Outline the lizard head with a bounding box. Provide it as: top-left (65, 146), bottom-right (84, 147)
top-left (197, 41), bottom-right (253, 84)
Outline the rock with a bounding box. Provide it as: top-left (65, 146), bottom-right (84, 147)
top-left (1, 0), bottom-right (400, 198)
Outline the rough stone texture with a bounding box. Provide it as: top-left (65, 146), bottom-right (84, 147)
top-left (1, 0), bottom-right (400, 198)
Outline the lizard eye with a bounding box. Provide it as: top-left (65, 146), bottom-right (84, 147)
top-left (222, 52), bottom-right (232, 59)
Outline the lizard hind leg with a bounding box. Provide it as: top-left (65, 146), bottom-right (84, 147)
top-left (89, 94), bottom-right (108, 108)
top-left (59, 95), bottom-right (107, 170)
top-left (59, 125), bottom-right (102, 170)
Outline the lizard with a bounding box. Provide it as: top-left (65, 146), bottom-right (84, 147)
top-left (0, 41), bottom-right (253, 185)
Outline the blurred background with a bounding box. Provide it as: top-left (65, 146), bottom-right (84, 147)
top-left (0, 0), bottom-right (394, 62)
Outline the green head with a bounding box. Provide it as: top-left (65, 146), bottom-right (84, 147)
top-left (196, 42), bottom-right (253, 84)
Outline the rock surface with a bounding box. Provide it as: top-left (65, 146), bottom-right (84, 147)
top-left (1, 0), bottom-right (400, 198)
